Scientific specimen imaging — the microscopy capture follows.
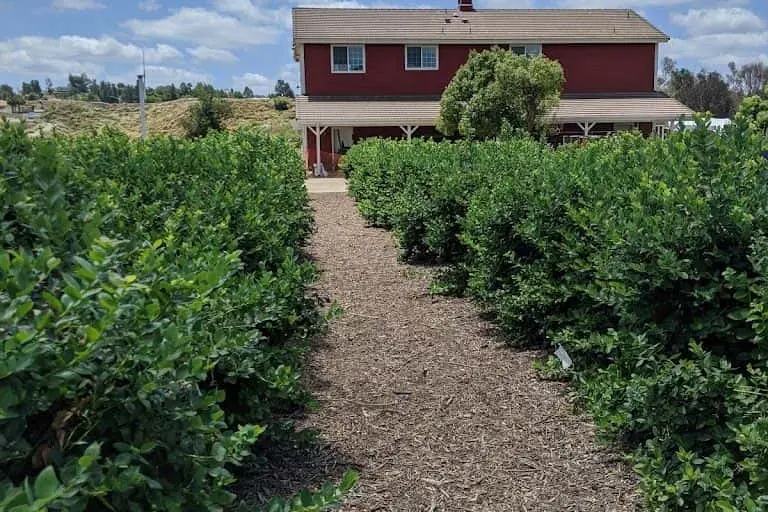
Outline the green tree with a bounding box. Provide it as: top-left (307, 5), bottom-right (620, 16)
top-left (736, 85), bottom-right (768, 132)
top-left (728, 61), bottom-right (768, 99)
top-left (21, 80), bottom-right (42, 97)
top-left (438, 49), bottom-right (564, 139)
top-left (182, 91), bottom-right (232, 138)
top-left (45, 78), bottom-right (54, 94)
top-left (0, 84), bottom-right (13, 101)
top-left (8, 94), bottom-right (26, 113)
top-left (68, 73), bottom-right (91, 94)
top-left (665, 65), bottom-right (734, 118)
top-left (273, 79), bottom-right (295, 99)
top-left (243, 86), bottom-right (254, 98)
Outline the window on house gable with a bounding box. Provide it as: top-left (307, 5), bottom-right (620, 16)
top-left (405, 46), bottom-right (439, 70)
top-left (510, 44), bottom-right (542, 57)
top-left (332, 45), bottom-right (365, 73)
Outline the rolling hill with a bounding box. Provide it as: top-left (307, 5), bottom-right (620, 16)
top-left (6, 97), bottom-right (297, 141)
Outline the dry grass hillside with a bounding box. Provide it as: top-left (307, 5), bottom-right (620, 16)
top-left (14, 97), bottom-right (297, 140)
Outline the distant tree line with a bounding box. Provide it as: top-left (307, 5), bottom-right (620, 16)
top-left (0, 73), bottom-right (295, 105)
top-left (659, 58), bottom-right (768, 118)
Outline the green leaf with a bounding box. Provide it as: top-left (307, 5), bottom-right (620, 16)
top-left (32, 467), bottom-right (59, 500)
top-left (727, 308), bottom-right (751, 321)
top-left (84, 326), bottom-right (100, 342)
top-left (46, 257), bottom-right (61, 271)
top-left (299, 489), bottom-right (314, 507)
top-left (41, 291), bottom-right (62, 314)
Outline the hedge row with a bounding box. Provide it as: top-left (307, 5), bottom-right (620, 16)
top-left (344, 121), bottom-right (768, 510)
top-left (0, 125), bottom-right (349, 510)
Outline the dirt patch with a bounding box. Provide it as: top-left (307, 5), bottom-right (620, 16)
top-left (248, 192), bottom-right (639, 511)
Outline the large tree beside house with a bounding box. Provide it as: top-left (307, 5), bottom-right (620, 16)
top-left (438, 49), bottom-right (564, 139)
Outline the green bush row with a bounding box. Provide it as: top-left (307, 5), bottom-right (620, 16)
top-left (344, 121), bottom-right (768, 510)
top-left (0, 125), bottom-right (333, 510)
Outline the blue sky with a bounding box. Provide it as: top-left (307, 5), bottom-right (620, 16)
top-left (0, 0), bottom-right (766, 94)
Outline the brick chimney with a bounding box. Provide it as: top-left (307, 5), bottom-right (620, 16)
top-left (458, 0), bottom-right (474, 12)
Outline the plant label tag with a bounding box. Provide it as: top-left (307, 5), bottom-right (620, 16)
top-left (554, 344), bottom-right (573, 370)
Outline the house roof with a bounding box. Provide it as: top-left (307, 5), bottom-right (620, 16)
top-left (292, 8), bottom-right (669, 47)
top-left (297, 97), bottom-right (441, 127)
top-left (551, 96), bottom-right (693, 123)
top-left (295, 94), bottom-right (693, 126)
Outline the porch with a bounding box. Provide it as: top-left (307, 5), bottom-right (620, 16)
top-left (295, 94), bottom-right (694, 175)
top-left (297, 96), bottom-right (443, 175)
top-left (304, 125), bottom-right (439, 175)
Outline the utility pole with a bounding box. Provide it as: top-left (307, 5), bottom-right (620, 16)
top-left (138, 74), bottom-right (147, 139)
top-left (138, 49), bottom-right (147, 139)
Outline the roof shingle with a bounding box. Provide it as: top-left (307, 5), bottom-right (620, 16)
top-left (293, 8), bottom-right (669, 46)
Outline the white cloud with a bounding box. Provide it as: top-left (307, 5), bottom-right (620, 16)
top-left (557, 0), bottom-right (688, 7)
top-left (666, 31), bottom-right (768, 67)
top-left (671, 8), bottom-right (765, 37)
top-left (123, 7), bottom-right (281, 49)
top-left (107, 65), bottom-right (211, 87)
top-left (187, 46), bottom-right (239, 63)
top-left (0, 36), bottom-right (181, 79)
top-left (143, 65), bottom-right (211, 85)
top-left (233, 72), bottom-right (272, 95)
top-left (476, 0), bottom-right (534, 7)
top-left (278, 62), bottom-right (299, 83)
top-left (138, 0), bottom-right (161, 12)
top-left (53, 0), bottom-right (104, 9)
top-left (214, 0), bottom-right (289, 25)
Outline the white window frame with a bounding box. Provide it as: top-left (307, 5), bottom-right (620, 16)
top-left (404, 45), bottom-right (439, 71)
top-left (331, 45), bottom-right (366, 74)
top-left (509, 44), bottom-right (543, 57)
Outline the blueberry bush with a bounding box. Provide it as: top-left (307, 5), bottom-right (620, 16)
top-left (0, 124), bottom-right (355, 510)
top-left (344, 120), bottom-right (768, 510)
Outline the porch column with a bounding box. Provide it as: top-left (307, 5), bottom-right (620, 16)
top-left (301, 126), bottom-right (308, 168)
top-left (576, 121), bottom-right (596, 137)
top-left (399, 125), bottom-right (419, 141)
top-left (307, 124), bottom-right (328, 176)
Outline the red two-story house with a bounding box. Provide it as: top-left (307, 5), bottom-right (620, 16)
top-left (293, 1), bottom-right (692, 173)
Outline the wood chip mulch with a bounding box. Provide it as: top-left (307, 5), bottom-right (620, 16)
top-left (240, 192), bottom-right (639, 511)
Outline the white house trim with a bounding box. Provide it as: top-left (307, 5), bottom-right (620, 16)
top-left (330, 44), bottom-right (366, 74)
top-left (404, 45), bottom-right (439, 71)
top-left (509, 43), bottom-right (543, 56)
top-left (299, 44), bottom-right (306, 94)
top-left (576, 121), bottom-right (597, 136)
top-left (307, 124), bottom-right (328, 175)
top-left (399, 125), bottom-right (419, 140)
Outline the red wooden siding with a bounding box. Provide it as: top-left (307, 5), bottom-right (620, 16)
top-left (304, 44), bottom-right (490, 96)
top-left (543, 43), bottom-right (656, 93)
top-left (303, 43), bottom-right (656, 96)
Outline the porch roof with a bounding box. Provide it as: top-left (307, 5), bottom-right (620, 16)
top-left (295, 94), bottom-right (694, 127)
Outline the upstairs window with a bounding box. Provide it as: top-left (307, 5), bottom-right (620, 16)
top-left (405, 46), bottom-right (439, 70)
top-left (332, 45), bottom-right (365, 73)
top-left (510, 44), bottom-right (542, 57)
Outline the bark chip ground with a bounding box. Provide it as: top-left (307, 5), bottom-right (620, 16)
top-left (244, 192), bottom-right (638, 511)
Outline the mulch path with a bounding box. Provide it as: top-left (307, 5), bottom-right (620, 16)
top-left (241, 192), bottom-right (639, 511)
